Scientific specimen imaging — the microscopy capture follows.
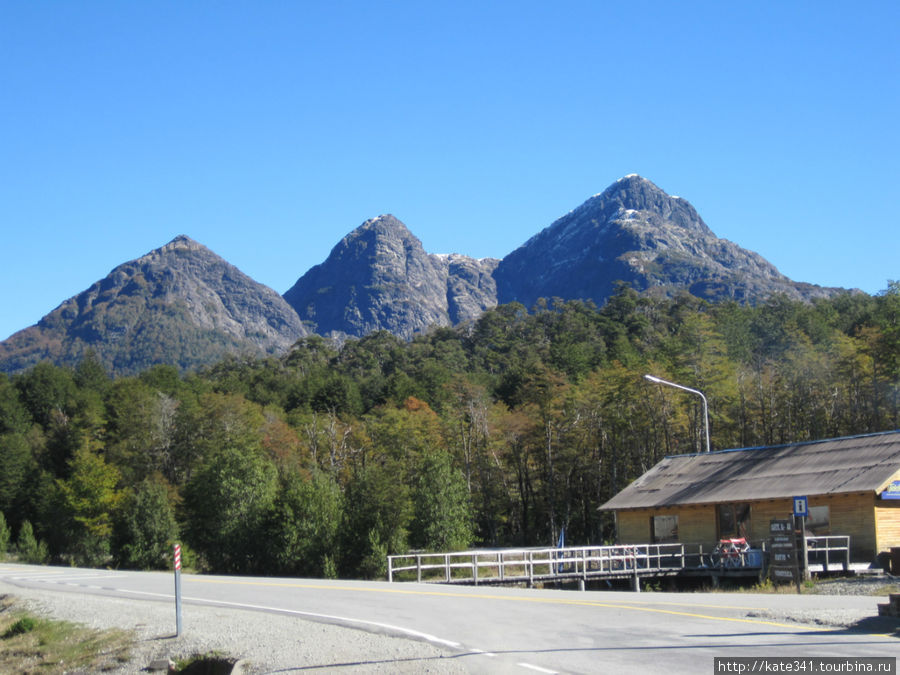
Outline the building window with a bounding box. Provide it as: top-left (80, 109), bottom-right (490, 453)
top-left (717, 503), bottom-right (751, 540)
top-left (807, 505), bottom-right (830, 535)
top-left (652, 515), bottom-right (679, 543)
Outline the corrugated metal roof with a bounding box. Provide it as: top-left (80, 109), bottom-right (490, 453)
top-left (600, 430), bottom-right (900, 510)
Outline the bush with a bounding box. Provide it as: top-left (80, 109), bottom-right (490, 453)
top-left (0, 512), bottom-right (10, 559)
top-left (16, 520), bottom-right (49, 564)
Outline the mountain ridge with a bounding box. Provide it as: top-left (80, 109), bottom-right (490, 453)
top-left (0, 176), bottom-right (850, 374)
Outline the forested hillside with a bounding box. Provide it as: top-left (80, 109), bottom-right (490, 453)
top-left (0, 283), bottom-right (897, 578)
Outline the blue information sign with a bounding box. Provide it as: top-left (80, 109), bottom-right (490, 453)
top-left (793, 496), bottom-right (808, 517)
top-left (882, 480), bottom-right (900, 500)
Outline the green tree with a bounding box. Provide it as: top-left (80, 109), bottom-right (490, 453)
top-left (365, 398), bottom-right (445, 468)
top-left (443, 378), bottom-right (513, 545)
top-left (105, 378), bottom-right (179, 483)
top-left (15, 363), bottom-right (82, 477)
top-left (182, 445), bottom-right (278, 574)
top-left (14, 362), bottom-right (77, 430)
top-left (265, 470), bottom-right (343, 577)
top-left (311, 374), bottom-right (363, 415)
top-left (410, 450), bottom-right (473, 551)
top-left (74, 349), bottom-right (111, 395)
top-left (0, 511), bottom-right (10, 558)
top-left (871, 282), bottom-right (900, 427)
top-left (0, 432), bottom-right (33, 517)
top-left (56, 445), bottom-right (124, 566)
top-left (16, 519), bottom-right (49, 564)
top-left (112, 478), bottom-right (178, 569)
top-left (0, 374), bottom-right (30, 436)
top-left (340, 460), bottom-right (412, 579)
top-left (173, 392), bottom-right (266, 481)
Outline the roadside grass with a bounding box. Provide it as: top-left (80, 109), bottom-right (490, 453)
top-left (697, 577), bottom-right (819, 594)
top-left (752, 578), bottom-right (819, 593)
top-left (701, 576), bottom-right (900, 596)
top-left (0, 594), bottom-right (134, 673)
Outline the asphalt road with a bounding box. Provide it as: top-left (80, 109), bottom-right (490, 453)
top-left (1, 563), bottom-right (897, 673)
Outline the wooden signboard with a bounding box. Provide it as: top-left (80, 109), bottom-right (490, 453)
top-left (769, 518), bottom-right (800, 591)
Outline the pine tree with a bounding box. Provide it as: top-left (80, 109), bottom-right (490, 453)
top-left (16, 520), bottom-right (48, 564)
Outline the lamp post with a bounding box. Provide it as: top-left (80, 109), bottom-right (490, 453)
top-left (644, 374), bottom-right (711, 453)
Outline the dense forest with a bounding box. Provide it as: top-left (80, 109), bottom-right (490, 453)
top-left (0, 282), bottom-right (898, 579)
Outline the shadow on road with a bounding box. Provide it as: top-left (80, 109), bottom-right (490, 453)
top-left (843, 616), bottom-right (900, 636)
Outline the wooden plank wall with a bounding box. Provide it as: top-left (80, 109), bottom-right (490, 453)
top-left (827, 493), bottom-right (877, 559)
top-left (616, 510), bottom-right (650, 543)
top-left (875, 500), bottom-right (900, 553)
top-left (677, 505), bottom-right (716, 545)
top-left (613, 491), bottom-right (883, 561)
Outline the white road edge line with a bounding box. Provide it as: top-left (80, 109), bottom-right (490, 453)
top-left (517, 663), bottom-right (557, 674)
top-left (4, 573), bottom-right (119, 581)
top-left (114, 589), bottom-right (463, 650)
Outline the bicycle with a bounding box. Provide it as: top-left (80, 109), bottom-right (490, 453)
top-left (708, 537), bottom-right (750, 568)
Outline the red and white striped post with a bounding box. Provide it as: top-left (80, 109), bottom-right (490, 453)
top-left (174, 543), bottom-right (183, 637)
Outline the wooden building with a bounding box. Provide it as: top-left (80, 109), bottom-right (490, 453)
top-left (600, 430), bottom-right (900, 564)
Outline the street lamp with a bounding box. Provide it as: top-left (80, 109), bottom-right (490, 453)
top-left (644, 374), bottom-right (711, 453)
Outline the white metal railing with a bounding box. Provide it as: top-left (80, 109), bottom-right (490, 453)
top-left (805, 535), bottom-right (850, 571)
top-left (387, 543), bottom-right (686, 584)
top-left (387, 536), bottom-right (853, 584)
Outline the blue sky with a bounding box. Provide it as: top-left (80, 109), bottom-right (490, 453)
top-left (2, 2), bottom-right (898, 341)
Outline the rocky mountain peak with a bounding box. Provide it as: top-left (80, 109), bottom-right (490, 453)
top-left (356, 214), bottom-right (407, 235)
top-left (167, 233), bottom-right (201, 247)
top-left (495, 176), bottom-right (839, 308)
top-left (330, 214), bottom-right (426, 270)
top-left (283, 216), bottom-right (498, 339)
top-left (133, 234), bottom-right (204, 260)
top-left (564, 174), bottom-right (714, 240)
top-left (0, 236), bottom-right (308, 375)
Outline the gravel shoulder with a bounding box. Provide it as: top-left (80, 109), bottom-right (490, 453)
top-left (0, 580), bottom-right (470, 673)
top-left (745, 576), bottom-right (900, 634)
